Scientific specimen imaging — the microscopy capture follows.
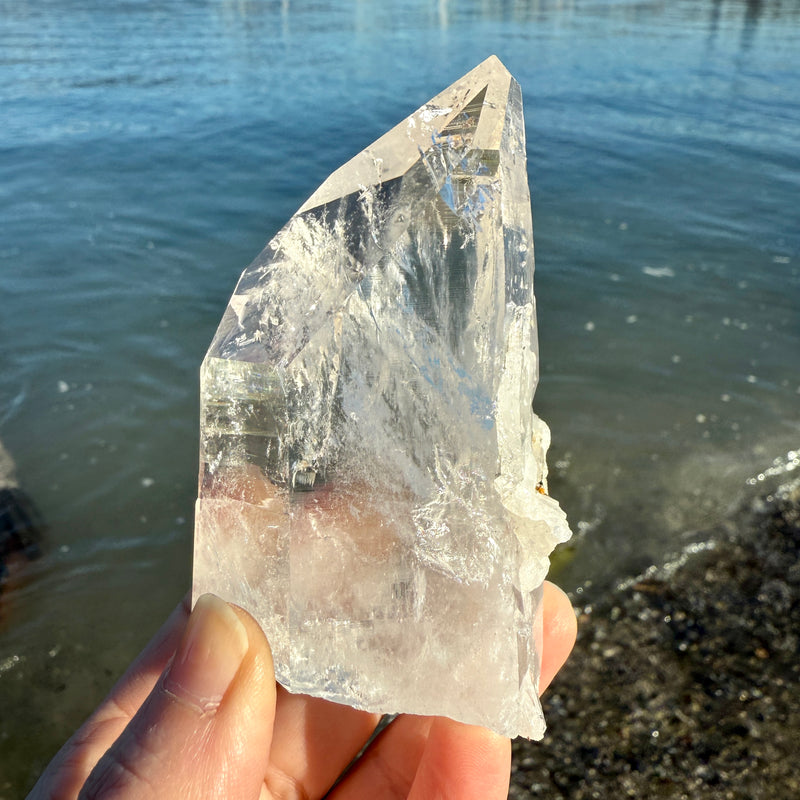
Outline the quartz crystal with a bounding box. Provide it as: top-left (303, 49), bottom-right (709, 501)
top-left (193, 55), bottom-right (572, 739)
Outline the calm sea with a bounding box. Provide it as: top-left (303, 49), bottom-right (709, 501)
top-left (1, 0), bottom-right (798, 793)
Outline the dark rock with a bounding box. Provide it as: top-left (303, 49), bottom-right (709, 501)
top-left (0, 486), bottom-right (43, 590)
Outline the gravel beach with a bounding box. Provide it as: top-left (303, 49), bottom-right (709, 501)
top-left (511, 476), bottom-right (800, 799)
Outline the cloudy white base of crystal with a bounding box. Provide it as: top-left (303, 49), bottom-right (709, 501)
top-left (193, 55), bottom-right (572, 739)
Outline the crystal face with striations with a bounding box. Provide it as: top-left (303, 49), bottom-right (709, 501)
top-left (193, 56), bottom-right (572, 739)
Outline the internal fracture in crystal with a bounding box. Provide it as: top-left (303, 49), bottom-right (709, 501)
top-left (193, 55), bottom-right (572, 739)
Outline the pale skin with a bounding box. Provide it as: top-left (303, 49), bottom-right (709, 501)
top-left (28, 582), bottom-right (576, 800)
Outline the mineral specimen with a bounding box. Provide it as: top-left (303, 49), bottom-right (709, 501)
top-left (193, 55), bottom-right (572, 739)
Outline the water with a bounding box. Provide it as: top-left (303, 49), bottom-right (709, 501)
top-left (1, 0), bottom-right (798, 793)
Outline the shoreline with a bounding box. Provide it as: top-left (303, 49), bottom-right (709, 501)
top-left (511, 474), bottom-right (800, 798)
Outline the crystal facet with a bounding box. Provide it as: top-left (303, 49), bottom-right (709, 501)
top-left (193, 55), bottom-right (572, 739)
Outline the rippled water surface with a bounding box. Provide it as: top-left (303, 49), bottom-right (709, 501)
top-left (1, 0), bottom-right (799, 793)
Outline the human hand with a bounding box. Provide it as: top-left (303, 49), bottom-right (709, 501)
top-left (28, 582), bottom-right (576, 800)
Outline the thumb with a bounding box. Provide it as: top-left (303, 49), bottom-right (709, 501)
top-left (79, 594), bottom-right (276, 800)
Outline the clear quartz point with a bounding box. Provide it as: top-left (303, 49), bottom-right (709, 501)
top-left (193, 55), bottom-right (572, 739)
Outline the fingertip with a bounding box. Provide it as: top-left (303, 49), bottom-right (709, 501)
top-left (162, 594), bottom-right (249, 712)
top-left (408, 717), bottom-right (510, 800)
top-left (539, 581), bottom-right (577, 695)
top-left (207, 599), bottom-right (277, 792)
top-left (226, 601), bottom-right (274, 673)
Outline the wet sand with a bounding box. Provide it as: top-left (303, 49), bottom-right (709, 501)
top-left (511, 476), bottom-right (800, 799)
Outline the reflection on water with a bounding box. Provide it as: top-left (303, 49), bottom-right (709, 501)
top-left (0, 0), bottom-right (799, 794)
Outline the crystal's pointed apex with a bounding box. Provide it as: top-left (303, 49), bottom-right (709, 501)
top-left (298, 58), bottom-right (518, 214)
top-left (475, 54), bottom-right (512, 76)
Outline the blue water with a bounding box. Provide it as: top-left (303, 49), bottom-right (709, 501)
top-left (1, 0), bottom-right (799, 793)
